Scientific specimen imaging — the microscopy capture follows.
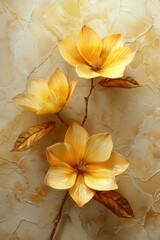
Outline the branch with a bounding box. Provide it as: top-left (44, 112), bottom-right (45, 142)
top-left (81, 78), bottom-right (94, 126)
top-left (56, 112), bottom-right (69, 127)
top-left (49, 191), bottom-right (69, 240)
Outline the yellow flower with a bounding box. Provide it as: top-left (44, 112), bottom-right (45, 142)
top-left (45, 122), bottom-right (129, 207)
top-left (58, 25), bottom-right (136, 79)
top-left (13, 68), bottom-right (78, 115)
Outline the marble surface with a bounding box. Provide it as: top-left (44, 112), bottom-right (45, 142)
top-left (1, 0), bottom-right (160, 239)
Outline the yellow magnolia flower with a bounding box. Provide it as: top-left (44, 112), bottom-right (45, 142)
top-left (45, 122), bottom-right (129, 207)
top-left (13, 68), bottom-right (78, 115)
top-left (58, 25), bottom-right (136, 79)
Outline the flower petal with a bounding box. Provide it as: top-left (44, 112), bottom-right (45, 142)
top-left (36, 100), bottom-right (65, 115)
top-left (83, 133), bottom-right (113, 163)
top-left (84, 165), bottom-right (118, 191)
top-left (77, 25), bottom-right (103, 65)
top-left (13, 94), bottom-right (41, 112)
top-left (28, 79), bottom-right (50, 102)
top-left (76, 64), bottom-right (100, 79)
top-left (48, 68), bottom-right (68, 100)
top-left (105, 47), bottom-right (136, 66)
top-left (58, 39), bottom-right (86, 66)
top-left (69, 174), bottom-right (95, 207)
top-left (100, 47), bottom-right (136, 78)
top-left (46, 142), bottom-right (75, 166)
top-left (101, 34), bottom-right (123, 61)
top-left (99, 152), bottom-right (129, 176)
top-left (44, 163), bottom-right (77, 189)
top-left (66, 80), bottom-right (78, 104)
top-left (64, 122), bottom-right (89, 162)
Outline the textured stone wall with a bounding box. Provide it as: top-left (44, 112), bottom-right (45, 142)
top-left (1, 0), bottom-right (160, 239)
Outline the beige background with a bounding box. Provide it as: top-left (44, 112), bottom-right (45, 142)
top-left (1, 0), bottom-right (160, 239)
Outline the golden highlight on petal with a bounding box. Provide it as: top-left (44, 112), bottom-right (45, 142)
top-left (84, 133), bottom-right (113, 163)
top-left (36, 100), bottom-right (64, 115)
top-left (69, 174), bottom-right (95, 207)
top-left (28, 79), bottom-right (49, 102)
top-left (101, 34), bottom-right (123, 58)
top-left (102, 152), bottom-right (129, 176)
top-left (46, 142), bottom-right (75, 166)
top-left (84, 166), bottom-right (118, 191)
top-left (64, 122), bottom-right (89, 161)
top-left (77, 25), bottom-right (103, 65)
top-left (104, 47), bottom-right (136, 67)
top-left (100, 49), bottom-right (136, 78)
top-left (44, 163), bottom-right (77, 189)
top-left (13, 94), bottom-right (41, 112)
top-left (48, 68), bottom-right (68, 100)
top-left (66, 80), bottom-right (78, 104)
top-left (58, 39), bottom-right (86, 66)
top-left (76, 64), bottom-right (100, 79)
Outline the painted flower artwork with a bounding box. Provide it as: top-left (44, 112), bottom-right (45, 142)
top-left (2, 0), bottom-right (160, 239)
top-left (11, 19), bottom-right (142, 240)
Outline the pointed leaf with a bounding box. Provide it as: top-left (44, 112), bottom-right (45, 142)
top-left (94, 190), bottom-right (134, 218)
top-left (99, 76), bottom-right (140, 88)
top-left (11, 121), bottom-right (55, 152)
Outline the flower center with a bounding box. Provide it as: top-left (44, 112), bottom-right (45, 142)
top-left (74, 161), bottom-right (86, 174)
top-left (91, 57), bottom-right (102, 72)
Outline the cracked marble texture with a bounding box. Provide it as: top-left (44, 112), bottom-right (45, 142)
top-left (1, 0), bottom-right (160, 239)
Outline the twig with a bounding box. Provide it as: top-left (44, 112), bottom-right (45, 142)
top-left (81, 78), bottom-right (94, 126)
top-left (56, 112), bottom-right (69, 127)
top-left (49, 191), bottom-right (69, 240)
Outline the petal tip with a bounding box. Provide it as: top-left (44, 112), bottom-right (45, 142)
top-left (55, 68), bottom-right (62, 74)
top-left (71, 79), bottom-right (78, 87)
top-left (125, 160), bottom-right (130, 169)
top-left (82, 25), bottom-right (92, 32)
top-left (131, 50), bottom-right (136, 58)
top-left (12, 96), bottom-right (16, 101)
top-left (70, 121), bottom-right (79, 127)
top-left (102, 133), bottom-right (113, 142)
top-left (82, 24), bottom-right (87, 30)
top-left (113, 183), bottom-right (118, 190)
top-left (44, 175), bottom-right (49, 186)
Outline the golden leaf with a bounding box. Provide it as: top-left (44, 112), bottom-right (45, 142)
top-left (11, 122), bottom-right (55, 152)
top-left (99, 76), bottom-right (140, 88)
top-left (94, 190), bottom-right (134, 218)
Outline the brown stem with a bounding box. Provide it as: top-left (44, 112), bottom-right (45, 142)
top-left (81, 78), bottom-right (94, 127)
top-left (49, 191), bottom-right (69, 240)
top-left (56, 112), bottom-right (69, 127)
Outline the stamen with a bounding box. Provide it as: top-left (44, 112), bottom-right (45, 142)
top-left (74, 161), bottom-right (87, 174)
top-left (91, 57), bottom-right (102, 72)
